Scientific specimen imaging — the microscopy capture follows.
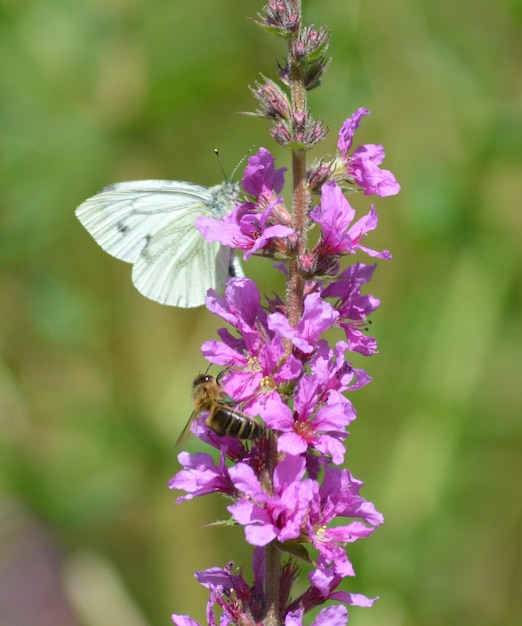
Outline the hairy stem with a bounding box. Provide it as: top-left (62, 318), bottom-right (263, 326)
top-left (265, 2), bottom-right (309, 624)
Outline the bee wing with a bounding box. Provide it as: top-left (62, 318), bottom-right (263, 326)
top-left (174, 410), bottom-right (200, 450)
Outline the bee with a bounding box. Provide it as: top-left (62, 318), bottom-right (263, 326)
top-left (176, 373), bottom-right (263, 446)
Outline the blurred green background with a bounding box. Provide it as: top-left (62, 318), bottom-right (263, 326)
top-left (1, 0), bottom-right (521, 625)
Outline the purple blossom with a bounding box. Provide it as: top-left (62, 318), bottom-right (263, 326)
top-left (259, 372), bottom-right (355, 464)
top-left (337, 107), bottom-right (400, 197)
top-left (241, 146), bottom-right (286, 198)
top-left (288, 566), bottom-right (377, 617)
top-left (201, 278), bottom-right (302, 411)
top-left (228, 455), bottom-right (313, 546)
top-left (205, 278), bottom-right (267, 351)
top-left (172, 562), bottom-right (257, 626)
top-left (285, 604), bottom-right (348, 626)
top-left (305, 465), bottom-right (383, 576)
top-left (310, 181), bottom-right (392, 260)
top-left (306, 567), bottom-right (377, 608)
top-left (169, 451), bottom-right (236, 502)
top-left (267, 292), bottom-right (338, 354)
top-left (171, 615), bottom-right (202, 626)
top-left (204, 333), bottom-right (301, 416)
top-left (196, 207), bottom-right (293, 260)
top-left (309, 340), bottom-right (372, 394)
top-left (322, 263), bottom-right (382, 355)
top-left (197, 563), bottom-right (257, 626)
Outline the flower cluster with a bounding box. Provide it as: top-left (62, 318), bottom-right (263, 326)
top-left (196, 148), bottom-right (295, 260)
top-left (169, 2), bottom-right (399, 624)
top-left (170, 108), bottom-right (397, 624)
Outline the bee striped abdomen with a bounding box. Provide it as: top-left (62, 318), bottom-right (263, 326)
top-left (207, 406), bottom-right (262, 440)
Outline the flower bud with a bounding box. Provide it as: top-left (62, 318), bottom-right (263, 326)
top-left (250, 76), bottom-right (291, 119)
top-left (257, 0), bottom-right (300, 36)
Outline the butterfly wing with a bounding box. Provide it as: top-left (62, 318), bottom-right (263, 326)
top-left (76, 180), bottom-right (241, 308)
top-left (131, 205), bottom-right (233, 307)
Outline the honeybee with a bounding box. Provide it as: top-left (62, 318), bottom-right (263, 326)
top-left (176, 373), bottom-right (263, 446)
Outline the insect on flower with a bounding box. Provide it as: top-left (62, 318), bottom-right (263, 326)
top-left (176, 373), bottom-right (263, 447)
top-left (75, 179), bottom-right (243, 308)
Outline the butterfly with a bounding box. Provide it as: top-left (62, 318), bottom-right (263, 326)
top-left (75, 179), bottom-right (243, 308)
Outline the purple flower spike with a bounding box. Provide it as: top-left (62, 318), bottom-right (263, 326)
top-left (169, 13), bottom-right (398, 624)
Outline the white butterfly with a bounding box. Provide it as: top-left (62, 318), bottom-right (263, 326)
top-left (76, 180), bottom-right (243, 308)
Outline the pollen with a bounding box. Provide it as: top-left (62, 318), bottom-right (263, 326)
top-left (294, 420), bottom-right (315, 442)
top-left (315, 525), bottom-right (327, 539)
top-left (260, 376), bottom-right (276, 392)
top-left (247, 357), bottom-right (261, 372)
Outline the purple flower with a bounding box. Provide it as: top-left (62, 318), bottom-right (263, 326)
top-left (310, 181), bottom-right (392, 260)
top-left (204, 333), bottom-right (301, 416)
top-left (337, 107), bottom-right (400, 197)
top-left (171, 615), bottom-right (202, 626)
top-left (241, 146), bottom-right (286, 198)
top-left (305, 465), bottom-right (383, 576)
top-left (172, 562), bottom-right (258, 626)
top-left (205, 278), bottom-right (267, 351)
top-left (267, 340), bottom-right (371, 462)
top-left (267, 292), bottom-right (338, 354)
top-left (306, 567), bottom-right (377, 608)
top-left (288, 566), bottom-right (377, 617)
top-left (169, 451), bottom-right (236, 502)
top-left (228, 455), bottom-right (313, 546)
top-left (201, 278), bottom-right (302, 411)
top-left (196, 148), bottom-right (295, 259)
top-left (322, 263), bottom-right (382, 355)
top-left (309, 340), bottom-right (372, 394)
top-left (285, 604), bottom-right (348, 626)
top-left (197, 563), bottom-right (257, 626)
top-left (196, 206), bottom-right (293, 260)
top-left (260, 372), bottom-right (355, 464)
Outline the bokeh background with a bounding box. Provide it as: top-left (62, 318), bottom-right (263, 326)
top-left (1, 0), bottom-right (521, 625)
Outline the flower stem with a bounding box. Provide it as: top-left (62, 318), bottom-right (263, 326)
top-left (267, 3), bottom-right (308, 623)
top-left (286, 0), bottom-right (309, 329)
top-left (263, 431), bottom-right (281, 625)
top-left (264, 541), bottom-right (281, 626)
top-left (286, 149), bottom-right (308, 329)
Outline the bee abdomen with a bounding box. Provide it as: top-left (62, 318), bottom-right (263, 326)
top-left (208, 407), bottom-right (262, 440)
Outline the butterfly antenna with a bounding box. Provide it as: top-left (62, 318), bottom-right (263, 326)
top-left (213, 148), bottom-right (231, 182)
top-left (214, 145), bottom-right (257, 182)
top-left (231, 144), bottom-right (257, 180)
